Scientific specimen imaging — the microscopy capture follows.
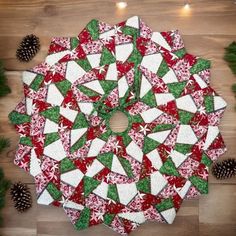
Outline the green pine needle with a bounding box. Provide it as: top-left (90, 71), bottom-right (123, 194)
top-left (0, 137), bottom-right (10, 153)
top-left (0, 167), bottom-right (11, 226)
top-left (0, 60), bottom-right (11, 97)
top-left (224, 41), bottom-right (236, 76)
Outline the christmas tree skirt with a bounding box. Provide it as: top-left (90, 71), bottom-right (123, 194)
top-left (9, 16), bottom-right (227, 235)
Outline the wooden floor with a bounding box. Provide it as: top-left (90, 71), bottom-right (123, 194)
top-left (0, 0), bottom-right (236, 235)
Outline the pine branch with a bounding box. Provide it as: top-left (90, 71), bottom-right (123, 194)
top-left (0, 60), bottom-right (11, 97)
top-left (0, 137), bottom-right (10, 153)
top-left (224, 41), bottom-right (236, 76)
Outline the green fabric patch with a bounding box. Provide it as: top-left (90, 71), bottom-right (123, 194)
top-left (40, 106), bottom-right (60, 123)
top-left (60, 158), bottom-right (75, 174)
top-left (55, 80), bottom-right (71, 96)
top-left (128, 45), bottom-right (142, 65)
top-left (201, 153), bottom-right (212, 167)
top-left (152, 124), bottom-right (175, 132)
top-left (160, 158), bottom-right (180, 176)
top-left (178, 110), bottom-right (194, 124)
top-left (190, 58), bottom-right (211, 74)
top-left (19, 137), bottom-right (33, 147)
top-left (76, 58), bottom-right (92, 72)
top-left (46, 182), bottom-right (62, 200)
top-left (156, 198), bottom-right (174, 212)
top-left (30, 74), bottom-right (44, 91)
top-left (167, 82), bottom-right (187, 98)
top-left (119, 157), bottom-right (133, 178)
top-left (143, 136), bottom-right (160, 154)
top-left (122, 26), bottom-right (139, 38)
top-left (74, 207), bottom-right (90, 230)
top-left (44, 132), bottom-right (60, 146)
top-left (84, 176), bottom-right (100, 197)
top-left (99, 130), bottom-right (112, 141)
top-left (175, 143), bottom-right (192, 155)
top-left (70, 134), bottom-right (87, 153)
top-left (73, 113), bottom-right (88, 129)
top-left (174, 48), bottom-right (186, 59)
top-left (97, 152), bottom-right (113, 169)
top-left (204, 95), bottom-right (214, 113)
top-left (189, 176), bottom-right (208, 194)
top-left (136, 177), bottom-right (150, 193)
top-left (86, 19), bottom-right (99, 40)
top-left (9, 111), bottom-right (31, 124)
top-left (157, 59), bottom-right (169, 78)
top-left (71, 37), bottom-right (79, 50)
top-left (132, 114), bottom-right (143, 123)
top-left (103, 213), bottom-right (115, 225)
top-left (100, 80), bottom-right (117, 94)
top-left (107, 184), bottom-right (119, 202)
top-left (78, 84), bottom-right (99, 97)
top-left (100, 47), bottom-right (116, 66)
top-left (141, 90), bottom-right (157, 107)
top-left (122, 133), bottom-right (132, 146)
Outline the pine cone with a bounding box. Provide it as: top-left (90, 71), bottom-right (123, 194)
top-left (10, 182), bottom-right (32, 212)
top-left (16, 34), bottom-right (40, 62)
top-left (212, 159), bottom-right (236, 179)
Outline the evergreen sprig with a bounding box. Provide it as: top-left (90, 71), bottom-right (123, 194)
top-left (0, 168), bottom-right (11, 225)
top-left (0, 137), bottom-right (10, 154)
top-left (0, 60), bottom-right (11, 97)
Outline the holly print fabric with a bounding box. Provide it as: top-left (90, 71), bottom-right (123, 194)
top-left (9, 16), bottom-right (227, 235)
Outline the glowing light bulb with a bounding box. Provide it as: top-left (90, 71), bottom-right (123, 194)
top-left (184, 3), bottom-right (190, 10)
top-left (116, 2), bottom-right (128, 9)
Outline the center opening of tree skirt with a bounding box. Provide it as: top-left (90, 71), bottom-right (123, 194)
top-left (109, 111), bottom-right (129, 133)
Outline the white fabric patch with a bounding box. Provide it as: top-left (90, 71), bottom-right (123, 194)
top-left (70, 128), bottom-right (87, 147)
top-left (83, 80), bottom-right (104, 95)
top-left (140, 74), bottom-right (152, 98)
top-left (105, 63), bottom-right (118, 81)
top-left (22, 71), bottom-right (36, 85)
top-left (146, 149), bottom-right (163, 170)
top-left (161, 208), bottom-right (176, 224)
top-left (111, 154), bottom-right (127, 176)
top-left (78, 102), bottom-right (94, 115)
top-left (30, 149), bottom-right (42, 177)
top-left (115, 43), bottom-right (133, 62)
top-left (117, 183), bottom-right (137, 205)
top-left (26, 97), bottom-right (33, 115)
top-left (60, 107), bottom-right (78, 122)
top-left (45, 50), bottom-right (71, 66)
top-left (176, 125), bottom-right (198, 145)
top-left (170, 150), bottom-right (188, 168)
top-left (118, 76), bottom-right (129, 98)
top-left (140, 108), bottom-right (163, 123)
top-left (61, 169), bottom-right (84, 187)
top-left (46, 84), bottom-right (64, 106)
top-left (214, 96), bottom-right (227, 111)
top-left (203, 126), bottom-right (219, 150)
top-left (176, 95), bottom-right (197, 113)
top-left (99, 29), bottom-right (115, 40)
top-left (126, 141), bottom-right (143, 163)
top-left (141, 53), bottom-right (163, 73)
top-left (150, 171), bottom-right (168, 195)
top-left (151, 32), bottom-right (171, 51)
top-left (37, 189), bottom-right (54, 205)
top-left (193, 74), bottom-right (207, 89)
top-left (161, 69), bottom-right (178, 84)
top-left (66, 61), bottom-right (86, 83)
top-left (148, 130), bottom-right (171, 143)
top-left (155, 93), bottom-right (175, 105)
top-left (86, 159), bottom-right (104, 177)
top-left (43, 139), bottom-right (67, 161)
top-left (87, 54), bottom-right (101, 68)
top-left (118, 212), bottom-right (146, 224)
top-left (93, 182), bottom-right (108, 199)
top-left (126, 16), bottom-right (140, 29)
top-left (175, 180), bottom-right (192, 199)
top-left (87, 138), bottom-right (106, 157)
top-left (63, 200), bottom-right (84, 210)
top-left (43, 119), bottom-right (58, 134)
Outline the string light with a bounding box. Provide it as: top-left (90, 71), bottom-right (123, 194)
top-left (180, 1), bottom-right (191, 16)
top-left (184, 2), bottom-right (190, 10)
top-left (116, 2), bottom-right (128, 9)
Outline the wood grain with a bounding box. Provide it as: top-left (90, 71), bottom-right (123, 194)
top-left (0, 0), bottom-right (236, 235)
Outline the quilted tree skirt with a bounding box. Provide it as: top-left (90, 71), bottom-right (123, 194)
top-left (9, 16), bottom-right (227, 235)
